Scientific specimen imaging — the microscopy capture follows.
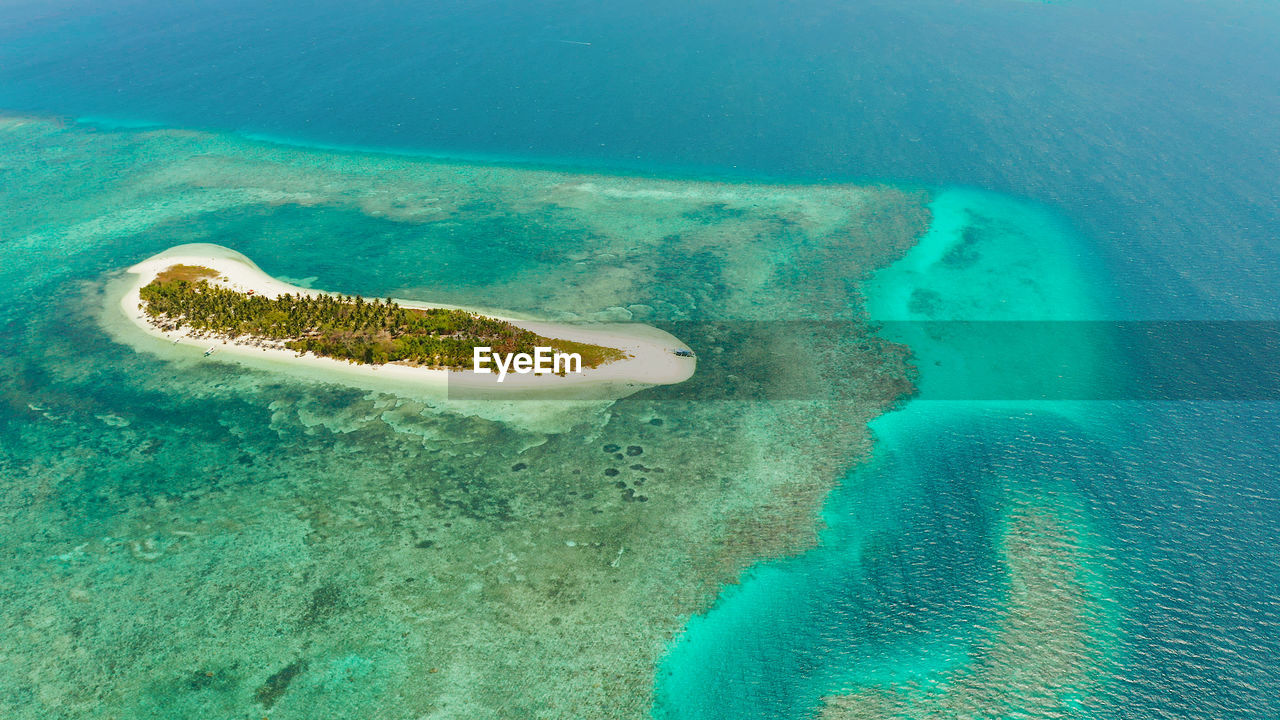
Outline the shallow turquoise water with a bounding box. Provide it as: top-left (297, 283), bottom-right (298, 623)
top-left (0, 121), bottom-right (938, 718)
top-left (655, 188), bottom-right (1128, 718)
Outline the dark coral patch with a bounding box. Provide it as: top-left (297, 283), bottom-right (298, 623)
top-left (255, 659), bottom-right (307, 708)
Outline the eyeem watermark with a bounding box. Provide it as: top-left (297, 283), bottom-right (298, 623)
top-left (472, 346), bottom-right (582, 382)
top-left (452, 321), bottom-right (1280, 400)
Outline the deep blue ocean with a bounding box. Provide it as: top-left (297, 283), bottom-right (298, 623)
top-left (3, 0), bottom-right (1279, 717)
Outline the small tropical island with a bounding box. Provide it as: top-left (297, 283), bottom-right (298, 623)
top-left (141, 264), bottom-right (626, 370)
top-left (116, 244), bottom-right (695, 396)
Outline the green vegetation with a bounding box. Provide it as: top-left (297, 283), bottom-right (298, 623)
top-left (139, 266), bottom-right (627, 369)
top-left (154, 264), bottom-right (220, 283)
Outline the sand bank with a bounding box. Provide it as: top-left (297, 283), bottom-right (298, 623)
top-left (112, 244), bottom-right (695, 401)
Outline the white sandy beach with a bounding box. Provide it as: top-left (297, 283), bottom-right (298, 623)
top-left (111, 244), bottom-right (695, 402)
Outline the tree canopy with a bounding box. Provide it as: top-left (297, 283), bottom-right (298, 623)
top-left (139, 270), bottom-right (625, 369)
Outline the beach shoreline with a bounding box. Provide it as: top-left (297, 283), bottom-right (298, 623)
top-left (114, 243), bottom-right (696, 401)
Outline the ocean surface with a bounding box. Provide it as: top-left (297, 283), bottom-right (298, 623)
top-left (3, 0), bottom-right (1279, 718)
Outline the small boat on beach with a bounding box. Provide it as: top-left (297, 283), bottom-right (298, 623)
top-left (204, 346), bottom-right (217, 357)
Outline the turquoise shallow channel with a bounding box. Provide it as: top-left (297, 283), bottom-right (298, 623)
top-left (654, 187), bottom-right (1127, 719)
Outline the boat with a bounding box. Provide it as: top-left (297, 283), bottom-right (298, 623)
top-left (673, 349), bottom-right (695, 358)
top-left (204, 346), bottom-right (217, 356)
